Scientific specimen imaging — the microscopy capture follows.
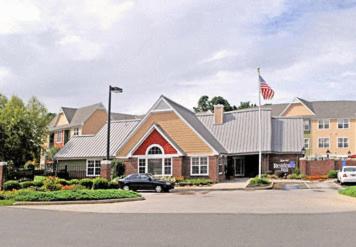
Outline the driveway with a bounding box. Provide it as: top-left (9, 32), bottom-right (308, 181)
top-left (15, 188), bottom-right (356, 214)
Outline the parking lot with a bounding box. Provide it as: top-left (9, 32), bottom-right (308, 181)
top-left (15, 186), bottom-right (356, 214)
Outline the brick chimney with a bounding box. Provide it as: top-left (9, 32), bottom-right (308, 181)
top-left (214, 104), bottom-right (224, 125)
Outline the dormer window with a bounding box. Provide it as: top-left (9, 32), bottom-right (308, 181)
top-left (73, 128), bottom-right (79, 136)
top-left (56, 130), bottom-right (63, 143)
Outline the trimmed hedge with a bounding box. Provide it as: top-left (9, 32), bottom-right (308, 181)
top-left (92, 177), bottom-right (109, 189)
top-left (249, 177), bottom-right (271, 186)
top-left (79, 179), bottom-right (93, 189)
top-left (3, 180), bottom-right (21, 191)
top-left (177, 178), bottom-right (213, 186)
top-left (327, 170), bottom-right (338, 179)
top-left (20, 181), bottom-right (34, 189)
top-left (2, 189), bottom-right (139, 202)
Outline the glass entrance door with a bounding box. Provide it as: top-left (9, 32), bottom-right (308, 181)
top-left (234, 157), bottom-right (245, 177)
top-left (147, 159), bottom-right (162, 175)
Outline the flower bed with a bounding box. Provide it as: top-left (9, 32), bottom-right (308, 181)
top-left (0, 189), bottom-right (140, 203)
top-left (176, 178), bottom-right (214, 186)
top-left (248, 177), bottom-right (271, 187)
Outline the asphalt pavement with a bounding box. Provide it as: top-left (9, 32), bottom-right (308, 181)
top-left (0, 207), bottom-right (356, 247)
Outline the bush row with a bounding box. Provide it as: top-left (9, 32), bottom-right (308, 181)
top-left (3, 177), bottom-right (120, 191)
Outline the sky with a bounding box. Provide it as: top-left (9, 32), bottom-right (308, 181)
top-left (0, 0), bottom-right (356, 114)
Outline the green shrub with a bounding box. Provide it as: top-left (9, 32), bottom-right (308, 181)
top-left (178, 178), bottom-right (213, 186)
top-left (79, 179), bottom-right (93, 189)
top-left (92, 177), bottom-right (109, 189)
top-left (249, 176), bottom-right (271, 186)
top-left (57, 178), bottom-right (69, 186)
top-left (34, 176), bottom-right (46, 183)
top-left (33, 181), bottom-right (44, 187)
top-left (68, 179), bottom-right (80, 185)
top-left (327, 170), bottom-right (338, 179)
top-left (43, 177), bottom-right (62, 191)
top-left (3, 189), bottom-right (139, 202)
top-left (287, 174), bottom-right (305, 180)
top-left (111, 159), bottom-right (125, 178)
top-left (3, 180), bottom-right (21, 191)
top-left (108, 181), bottom-right (119, 189)
top-left (20, 181), bottom-right (34, 189)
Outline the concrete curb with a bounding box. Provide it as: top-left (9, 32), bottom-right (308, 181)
top-left (173, 187), bottom-right (246, 192)
top-left (12, 197), bottom-right (145, 206)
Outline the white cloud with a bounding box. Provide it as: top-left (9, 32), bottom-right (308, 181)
top-left (0, 0), bottom-right (41, 34)
top-left (200, 50), bottom-right (238, 64)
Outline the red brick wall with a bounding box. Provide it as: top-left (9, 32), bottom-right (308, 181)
top-left (299, 159), bottom-right (336, 176)
top-left (124, 158), bottom-right (138, 175)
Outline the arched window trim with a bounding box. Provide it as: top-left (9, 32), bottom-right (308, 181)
top-left (145, 144), bottom-right (164, 155)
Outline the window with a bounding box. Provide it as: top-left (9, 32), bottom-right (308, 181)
top-left (318, 138), bottom-right (329, 148)
top-left (303, 119), bottom-right (311, 131)
top-left (56, 130), bottom-right (62, 143)
top-left (73, 128), bottom-right (79, 136)
top-left (138, 159), bottom-right (146, 174)
top-left (304, 138), bottom-right (310, 149)
top-left (191, 157), bottom-right (209, 176)
top-left (87, 160), bottom-right (101, 176)
top-left (164, 158), bottom-right (172, 175)
top-left (318, 119), bottom-right (329, 129)
top-left (338, 138), bottom-right (349, 148)
top-left (218, 158), bottom-right (224, 175)
top-left (338, 119), bottom-right (349, 129)
top-left (147, 146), bottom-right (162, 155)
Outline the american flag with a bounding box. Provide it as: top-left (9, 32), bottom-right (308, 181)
top-left (259, 75), bottom-right (274, 100)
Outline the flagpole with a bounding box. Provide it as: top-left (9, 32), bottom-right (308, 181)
top-left (257, 67), bottom-right (262, 178)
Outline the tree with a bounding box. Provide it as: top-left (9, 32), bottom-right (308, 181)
top-left (237, 101), bottom-right (257, 110)
top-left (0, 94), bottom-right (51, 167)
top-left (194, 96), bottom-right (237, 113)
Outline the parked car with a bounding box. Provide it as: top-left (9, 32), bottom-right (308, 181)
top-left (337, 166), bottom-right (356, 185)
top-left (118, 174), bottom-right (174, 192)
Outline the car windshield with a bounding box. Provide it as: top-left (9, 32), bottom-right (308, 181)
top-left (125, 174), bottom-right (139, 180)
top-left (344, 167), bottom-right (356, 172)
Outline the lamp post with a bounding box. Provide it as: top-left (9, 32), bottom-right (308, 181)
top-left (106, 85), bottom-right (123, 161)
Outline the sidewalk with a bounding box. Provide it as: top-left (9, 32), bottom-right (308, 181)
top-left (174, 178), bottom-right (250, 191)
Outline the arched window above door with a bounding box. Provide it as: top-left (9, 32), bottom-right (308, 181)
top-left (146, 145), bottom-right (163, 155)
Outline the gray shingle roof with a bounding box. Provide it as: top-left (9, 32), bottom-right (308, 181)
top-left (268, 99), bottom-right (356, 119)
top-left (197, 109), bottom-right (272, 154)
top-left (55, 119), bottom-right (139, 159)
top-left (272, 117), bottom-right (304, 153)
top-left (162, 96), bottom-right (227, 154)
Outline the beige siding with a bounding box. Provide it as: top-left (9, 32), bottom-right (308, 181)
top-left (81, 110), bottom-right (107, 135)
top-left (117, 111), bottom-right (213, 157)
top-left (311, 119), bottom-right (356, 157)
top-left (55, 113), bottom-right (68, 126)
top-left (282, 103), bottom-right (314, 117)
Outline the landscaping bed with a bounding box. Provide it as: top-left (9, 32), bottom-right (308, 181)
top-left (0, 176), bottom-right (141, 206)
top-left (247, 176), bottom-right (272, 188)
top-left (176, 178), bottom-right (214, 187)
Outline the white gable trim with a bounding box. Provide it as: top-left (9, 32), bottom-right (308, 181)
top-left (279, 98), bottom-right (315, 116)
top-left (128, 124), bottom-right (184, 157)
top-left (115, 96), bottom-right (218, 157)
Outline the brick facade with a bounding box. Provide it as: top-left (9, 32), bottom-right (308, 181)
top-left (299, 159), bottom-right (356, 176)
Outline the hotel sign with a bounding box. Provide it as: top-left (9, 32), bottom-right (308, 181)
top-left (273, 159), bottom-right (290, 173)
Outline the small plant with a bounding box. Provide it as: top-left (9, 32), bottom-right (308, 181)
top-left (43, 177), bottom-right (62, 191)
top-left (79, 178), bottom-right (93, 189)
top-left (34, 176), bottom-right (46, 183)
top-left (327, 170), bottom-right (338, 179)
top-left (108, 181), bottom-right (120, 189)
top-left (3, 180), bottom-right (21, 191)
top-left (33, 181), bottom-right (44, 187)
top-left (92, 177), bottom-right (109, 189)
top-left (57, 178), bottom-right (69, 186)
top-left (20, 181), bottom-right (34, 189)
top-left (249, 176), bottom-right (271, 186)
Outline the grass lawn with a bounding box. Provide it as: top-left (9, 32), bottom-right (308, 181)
top-left (339, 186), bottom-right (356, 197)
top-left (0, 189), bottom-right (140, 204)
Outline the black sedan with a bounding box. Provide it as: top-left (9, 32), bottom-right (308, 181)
top-left (118, 174), bottom-right (174, 192)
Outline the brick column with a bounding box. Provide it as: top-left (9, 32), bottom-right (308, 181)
top-left (0, 162), bottom-right (7, 190)
top-left (172, 157), bottom-right (183, 177)
top-left (100, 160), bottom-right (112, 180)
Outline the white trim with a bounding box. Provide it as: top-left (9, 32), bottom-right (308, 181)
top-left (128, 124), bottom-right (184, 157)
top-left (137, 157), bottom-right (173, 176)
top-left (318, 119), bottom-right (330, 129)
top-left (279, 98), bottom-right (315, 116)
top-left (55, 130), bottom-right (63, 143)
top-left (145, 144), bottom-right (164, 155)
top-left (86, 159), bottom-right (101, 177)
top-left (233, 157), bottom-right (245, 177)
top-left (190, 156), bottom-right (209, 176)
